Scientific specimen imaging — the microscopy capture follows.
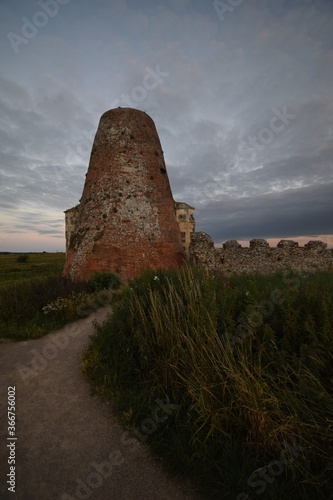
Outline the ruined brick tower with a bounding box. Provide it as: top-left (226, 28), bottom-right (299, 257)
top-left (63, 108), bottom-right (185, 281)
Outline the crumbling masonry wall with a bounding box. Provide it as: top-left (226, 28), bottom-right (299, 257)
top-left (189, 232), bottom-right (333, 274)
top-left (65, 201), bottom-right (195, 257)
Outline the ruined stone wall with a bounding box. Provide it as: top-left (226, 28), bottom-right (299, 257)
top-left (190, 232), bottom-right (333, 274)
top-left (63, 108), bottom-right (185, 281)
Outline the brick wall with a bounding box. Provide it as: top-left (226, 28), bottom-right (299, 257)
top-left (63, 108), bottom-right (185, 281)
top-left (190, 232), bottom-right (333, 274)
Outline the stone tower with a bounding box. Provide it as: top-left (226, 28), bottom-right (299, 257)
top-left (63, 108), bottom-right (185, 281)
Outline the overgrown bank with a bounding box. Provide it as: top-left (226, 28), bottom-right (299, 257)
top-left (82, 267), bottom-right (333, 499)
top-left (0, 271), bottom-right (121, 340)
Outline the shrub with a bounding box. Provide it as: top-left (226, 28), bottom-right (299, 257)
top-left (42, 289), bottom-right (116, 319)
top-left (0, 275), bottom-right (92, 339)
top-left (16, 254), bottom-right (29, 263)
top-left (89, 271), bottom-right (122, 291)
top-left (0, 267), bottom-right (120, 340)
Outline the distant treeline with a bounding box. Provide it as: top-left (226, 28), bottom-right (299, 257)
top-left (0, 251), bottom-right (65, 255)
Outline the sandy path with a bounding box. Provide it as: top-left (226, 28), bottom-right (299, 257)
top-left (0, 308), bottom-right (202, 500)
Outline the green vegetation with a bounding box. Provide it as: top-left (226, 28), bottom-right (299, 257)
top-left (0, 262), bottom-right (122, 340)
top-left (0, 252), bottom-right (65, 287)
top-left (90, 270), bottom-right (122, 291)
top-left (82, 266), bottom-right (333, 499)
top-left (16, 254), bottom-right (29, 263)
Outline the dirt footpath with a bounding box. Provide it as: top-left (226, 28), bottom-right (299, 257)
top-left (0, 308), bottom-right (202, 500)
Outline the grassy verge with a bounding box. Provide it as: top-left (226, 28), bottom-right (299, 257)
top-left (0, 271), bottom-right (122, 341)
top-left (0, 252), bottom-right (65, 288)
top-left (82, 266), bottom-right (333, 499)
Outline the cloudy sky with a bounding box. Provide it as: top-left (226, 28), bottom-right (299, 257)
top-left (0, 0), bottom-right (332, 252)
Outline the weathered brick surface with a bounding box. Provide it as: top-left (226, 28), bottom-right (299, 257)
top-left (63, 108), bottom-right (185, 281)
top-left (190, 233), bottom-right (333, 275)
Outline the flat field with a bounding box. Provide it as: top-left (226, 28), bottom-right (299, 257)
top-left (0, 252), bottom-right (65, 287)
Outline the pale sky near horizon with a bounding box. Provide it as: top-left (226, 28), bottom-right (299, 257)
top-left (0, 0), bottom-right (333, 252)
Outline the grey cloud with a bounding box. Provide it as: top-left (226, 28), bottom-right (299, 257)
top-left (0, 75), bottom-right (32, 108)
top-left (199, 182), bottom-right (333, 242)
top-left (36, 229), bottom-right (64, 236)
top-left (0, 78), bottom-right (93, 218)
top-left (0, 0), bottom-right (332, 249)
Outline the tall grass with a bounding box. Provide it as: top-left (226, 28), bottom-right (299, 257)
top-left (0, 271), bottom-right (121, 340)
top-left (83, 266), bottom-right (333, 499)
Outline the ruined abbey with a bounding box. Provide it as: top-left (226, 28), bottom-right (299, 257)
top-left (64, 108), bottom-right (332, 280)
